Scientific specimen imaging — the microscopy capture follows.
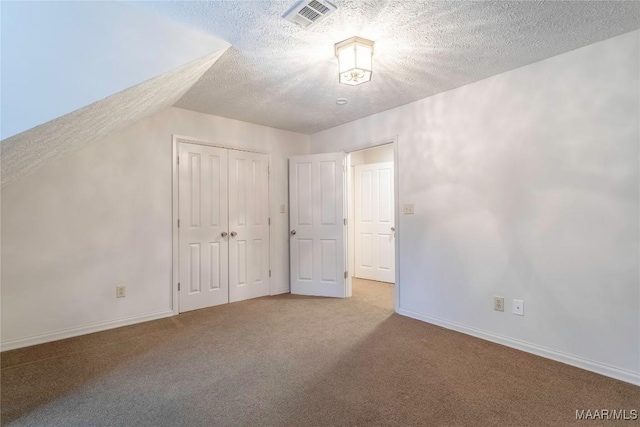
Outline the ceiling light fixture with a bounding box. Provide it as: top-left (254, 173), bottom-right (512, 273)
top-left (335, 36), bottom-right (374, 86)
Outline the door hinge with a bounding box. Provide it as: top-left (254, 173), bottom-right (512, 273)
top-left (344, 271), bottom-right (348, 279)
top-left (177, 156), bottom-right (179, 165)
top-left (269, 269), bottom-right (272, 277)
top-left (344, 218), bottom-right (347, 226)
top-left (178, 282), bottom-right (181, 291)
top-left (178, 219), bottom-right (180, 228)
top-left (268, 218), bottom-right (271, 225)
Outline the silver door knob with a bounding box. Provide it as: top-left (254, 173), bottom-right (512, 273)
top-left (230, 231), bottom-right (237, 237)
top-left (221, 231), bottom-right (228, 237)
top-left (391, 227), bottom-right (395, 232)
top-left (290, 230), bottom-right (296, 236)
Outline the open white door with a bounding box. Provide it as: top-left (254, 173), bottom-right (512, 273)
top-left (354, 162), bottom-right (395, 283)
top-left (289, 153), bottom-right (347, 297)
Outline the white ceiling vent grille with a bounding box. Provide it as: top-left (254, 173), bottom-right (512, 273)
top-left (282, 0), bottom-right (337, 29)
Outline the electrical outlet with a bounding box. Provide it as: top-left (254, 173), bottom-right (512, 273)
top-left (494, 296), bottom-right (504, 312)
top-left (403, 203), bottom-right (414, 215)
top-left (116, 285), bottom-right (126, 298)
top-left (513, 299), bottom-right (524, 316)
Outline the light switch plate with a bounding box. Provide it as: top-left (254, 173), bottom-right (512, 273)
top-left (403, 204), bottom-right (414, 215)
top-left (513, 299), bottom-right (524, 316)
top-left (280, 204), bottom-right (286, 213)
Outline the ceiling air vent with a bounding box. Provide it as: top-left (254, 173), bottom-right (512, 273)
top-left (282, 0), bottom-right (337, 29)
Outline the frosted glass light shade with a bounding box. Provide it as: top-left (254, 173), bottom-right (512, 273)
top-left (335, 36), bottom-right (374, 86)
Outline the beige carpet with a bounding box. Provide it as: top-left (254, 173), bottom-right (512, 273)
top-left (2, 279), bottom-right (638, 426)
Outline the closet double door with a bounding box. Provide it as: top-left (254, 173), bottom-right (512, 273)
top-left (178, 142), bottom-right (270, 312)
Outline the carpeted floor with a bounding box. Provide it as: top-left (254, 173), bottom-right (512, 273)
top-left (1, 278), bottom-right (638, 426)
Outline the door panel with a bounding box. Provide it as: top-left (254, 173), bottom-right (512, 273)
top-left (189, 244), bottom-right (201, 292)
top-left (290, 152), bottom-right (346, 297)
top-left (179, 143), bottom-right (229, 312)
top-left (209, 242), bottom-right (221, 289)
top-left (228, 150), bottom-right (270, 302)
top-left (355, 162), bottom-right (395, 283)
top-left (296, 162), bottom-right (313, 225)
top-left (321, 239), bottom-right (337, 281)
top-left (298, 239), bottom-right (313, 280)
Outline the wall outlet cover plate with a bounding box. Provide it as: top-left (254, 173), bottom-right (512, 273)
top-left (116, 285), bottom-right (126, 298)
top-left (513, 299), bottom-right (524, 316)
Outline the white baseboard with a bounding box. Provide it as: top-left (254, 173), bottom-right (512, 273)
top-left (397, 308), bottom-right (640, 386)
top-left (1, 310), bottom-right (174, 352)
top-left (271, 288), bottom-right (290, 296)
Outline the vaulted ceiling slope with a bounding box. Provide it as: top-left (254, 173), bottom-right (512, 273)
top-left (132, 1), bottom-right (640, 134)
top-left (1, 1), bottom-right (231, 186)
top-left (1, 1), bottom-right (229, 139)
top-left (1, 50), bottom-right (227, 187)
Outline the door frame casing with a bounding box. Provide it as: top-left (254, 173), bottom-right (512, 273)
top-left (343, 136), bottom-right (400, 313)
top-left (171, 135), bottom-right (273, 315)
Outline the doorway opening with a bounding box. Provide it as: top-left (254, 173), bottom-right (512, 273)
top-left (287, 139), bottom-right (398, 310)
top-left (346, 142), bottom-right (397, 312)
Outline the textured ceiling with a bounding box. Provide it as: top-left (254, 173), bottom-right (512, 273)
top-left (3, 1), bottom-right (639, 186)
top-left (1, 50), bottom-right (227, 186)
top-left (132, 1), bottom-right (640, 134)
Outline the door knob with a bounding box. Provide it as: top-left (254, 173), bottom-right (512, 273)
top-left (391, 227), bottom-right (395, 232)
top-left (290, 230), bottom-right (296, 236)
top-left (230, 231), bottom-right (237, 237)
top-left (221, 231), bottom-right (228, 237)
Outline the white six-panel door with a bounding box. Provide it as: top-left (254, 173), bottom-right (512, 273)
top-left (228, 149), bottom-right (270, 303)
top-left (178, 143), bottom-right (229, 312)
top-left (289, 153), bottom-right (346, 297)
top-left (354, 162), bottom-right (395, 283)
top-left (178, 142), bottom-right (270, 312)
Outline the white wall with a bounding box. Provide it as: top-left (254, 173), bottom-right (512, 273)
top-left (312, 31), bottom-right (640, 384)
top-left (349, 144), bottom-right (394, 166)
top-left (350, 150), bottom-right (366, 167)
top-left (363, 144), bottom-right (394, 164)
top-left (1, 107), bottom-right (309, 349)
